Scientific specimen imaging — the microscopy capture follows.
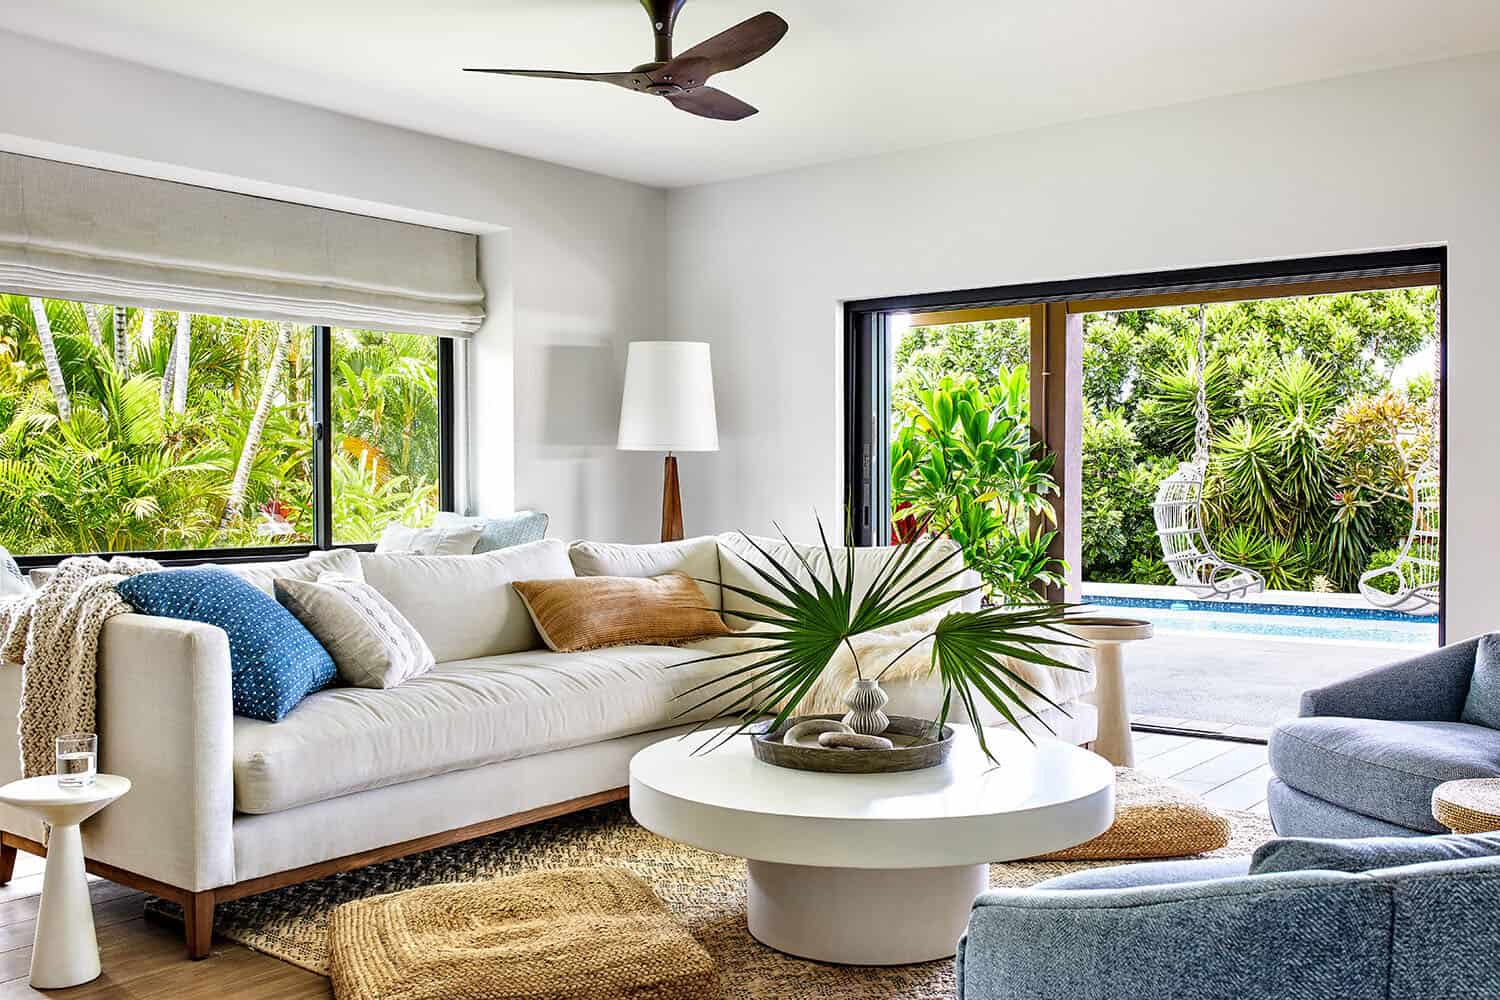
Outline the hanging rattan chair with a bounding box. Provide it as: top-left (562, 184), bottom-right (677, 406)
top-left (1151, 307), bottom-right (1265, 600)
top-left (1358, 311), bottom-right (1441, 616)
top-left (1357, 466), bottom-right (1439, 615)
top-left (1153, 460), bottom-right (1266, 599)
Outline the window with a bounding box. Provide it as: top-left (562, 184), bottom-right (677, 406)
top-left (331, 328), bottom-right (441, 543)
top-left (0, 293), bottom-right (453, 562)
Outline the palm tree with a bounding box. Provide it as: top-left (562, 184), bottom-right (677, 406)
top-left (26, 297), bottom-right (71, 421)
top-left (112, 305), bottom-right (130, 372)
top-left (83, 305), bottom-right (103, 349)
top-left (170, 312), bottom-right (191, 414)
top-left (219, 320), bottom-right (292, 530)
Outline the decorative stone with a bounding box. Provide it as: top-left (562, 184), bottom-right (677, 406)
top-left (784, 719), bottom-right (853, 748)
top-left (841, 678), bottom-right (891, 736)
top-left (818, 732), bottom-right (895, 751)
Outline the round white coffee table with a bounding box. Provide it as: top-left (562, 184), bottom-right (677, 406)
top-left (0, 775), bottom-right (130, 988)
top-left (630, 725), bottom-right (1113, 965)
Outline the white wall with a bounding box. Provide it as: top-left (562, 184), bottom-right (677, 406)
top-left (0, 29), bottom-right (668, 544)
top-left (667, 52), bottom-right (1500, 641)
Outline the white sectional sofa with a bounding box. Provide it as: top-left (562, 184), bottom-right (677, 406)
top-left (0, 533), bottom-right (1096, 958)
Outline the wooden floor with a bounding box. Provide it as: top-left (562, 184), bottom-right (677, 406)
top-left (0, 731), bottom-right (1270, 998)
top-left (1133, 730), bottom-right (1272, 816)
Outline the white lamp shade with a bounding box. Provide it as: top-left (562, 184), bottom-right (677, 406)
top-left (617, 341), bottom-right (720, 452)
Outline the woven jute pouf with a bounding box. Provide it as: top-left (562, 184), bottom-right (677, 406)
top-left (1033, 766), bottom-right (1230, 861)
top-left (1433, 778), bottom-right (1500, 834)
top-left (328, 866), bottom-right (721, 1000)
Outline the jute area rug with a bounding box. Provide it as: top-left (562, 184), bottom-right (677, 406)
top-left (155, 796), bottom-right (1274, 1000)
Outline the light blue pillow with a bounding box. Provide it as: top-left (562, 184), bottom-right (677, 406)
top-left (1461, 633), bottom-right (1500, 730)
top-left (432, 510), bottom-right (548, 553)
top-left (116, 567), bottom-right (336, 722)
top-left (1250, 832), bottom-right (1500, 876)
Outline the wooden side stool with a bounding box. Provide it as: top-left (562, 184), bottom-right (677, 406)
top-left (1432, 778), bottom-right (1500, 834)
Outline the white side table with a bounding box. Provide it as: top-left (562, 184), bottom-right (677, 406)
top-left (0, 775), bottom-right (130, 989)
top-left (1065, 617), bottom-right (1154, 767)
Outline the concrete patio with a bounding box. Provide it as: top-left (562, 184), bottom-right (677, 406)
top-left (1124, 631), bottom-right (1419, 734)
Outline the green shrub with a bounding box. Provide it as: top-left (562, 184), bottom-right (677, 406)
top-left (1362, 548), bottom-right (1402, 594)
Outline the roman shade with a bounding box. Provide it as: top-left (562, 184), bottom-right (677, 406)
top-left (0, 152), bottom-right (484, 336)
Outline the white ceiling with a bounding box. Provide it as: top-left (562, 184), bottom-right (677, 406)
top-left (5, 0), bottom-right (1500, 189)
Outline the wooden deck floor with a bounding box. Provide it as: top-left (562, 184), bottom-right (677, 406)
top-left (0, 731), bottom-right (1271, 997)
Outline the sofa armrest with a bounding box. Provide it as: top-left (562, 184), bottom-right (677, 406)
top-left (85, 614), bottom-right (236, 892)
top-left (958, 874), bottom-right (1392, 1000)
top-left (1299, 638), bottom-right (1479, 722)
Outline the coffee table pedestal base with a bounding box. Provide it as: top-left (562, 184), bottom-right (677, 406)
top-left (747, 860), bottom-right (987, 965)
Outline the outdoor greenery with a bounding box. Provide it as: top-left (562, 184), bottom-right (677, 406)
top-left (890, 369), bottom-right (1064, 602)
top-left (0, 294), bottom-right (440, 556)
top-left (892, 289), bottom-right (1438, 594)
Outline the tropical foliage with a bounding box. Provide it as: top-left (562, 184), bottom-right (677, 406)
top-left (890, 370), bottom-right (1064, 601)
top-left (0, 294), bottom-right (440, 556)
top-left (893, 288), bottom-right (1439, 593)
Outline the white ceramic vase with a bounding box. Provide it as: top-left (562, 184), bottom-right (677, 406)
top-left (841, 678), bottom-right (891, 736)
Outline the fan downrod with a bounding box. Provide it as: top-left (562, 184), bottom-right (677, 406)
top-left (641, 0), bottom-right (688, 62)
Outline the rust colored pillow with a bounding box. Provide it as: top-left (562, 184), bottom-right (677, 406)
top-left (511, 572), bottom-right (730, 652)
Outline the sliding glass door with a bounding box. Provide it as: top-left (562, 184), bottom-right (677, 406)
top-left (845, 249), bottom-right (1445, 738)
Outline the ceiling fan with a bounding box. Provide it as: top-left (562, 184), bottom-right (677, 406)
top-left (464, 0), bottom-right (788, 121)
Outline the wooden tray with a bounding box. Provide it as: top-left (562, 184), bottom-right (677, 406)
top-left (752, 714), bottom-right (955, 774)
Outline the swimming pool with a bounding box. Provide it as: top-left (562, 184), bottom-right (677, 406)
top-left (1081, 593), bottom-right (1439, 647)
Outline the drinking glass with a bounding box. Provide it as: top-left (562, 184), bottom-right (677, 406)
top-left (55, 734), bottom-right (97, 788)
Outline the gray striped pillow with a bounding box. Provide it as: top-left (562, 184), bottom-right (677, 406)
top-left (274, 573), bottom-right (435, 689)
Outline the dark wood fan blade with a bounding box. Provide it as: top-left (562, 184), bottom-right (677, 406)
top-left (660, 12), bottom-right (787, 86)
top-left (463, 68), bottom-right (652, 92)
top-left (666, 86), bottom-right (758, 121)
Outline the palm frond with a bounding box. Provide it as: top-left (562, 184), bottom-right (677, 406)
top-left (672, 513), bottom-right (1083, 763)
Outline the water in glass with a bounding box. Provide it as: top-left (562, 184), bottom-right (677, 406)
top-left (55, 734), bottom-right (97, 788)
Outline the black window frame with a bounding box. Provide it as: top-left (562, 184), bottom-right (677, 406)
top-left (846, 247), bottom-right (1447, 636)
top-left (13, 323), bottom-right (458, 570)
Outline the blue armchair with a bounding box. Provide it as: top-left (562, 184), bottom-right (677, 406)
top-left (1267, 637), bottom-right (1500, 836)
top-left (956, 846), bottom-right (1500, 1000)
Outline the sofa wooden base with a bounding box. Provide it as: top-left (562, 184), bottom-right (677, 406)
top-left (0, 785), bottom-right (629, 960)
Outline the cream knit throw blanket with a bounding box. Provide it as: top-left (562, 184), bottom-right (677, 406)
top-left (0, 556), bottom-right (160, 777)
top-left (688, 610), bottom-right (1096, 718)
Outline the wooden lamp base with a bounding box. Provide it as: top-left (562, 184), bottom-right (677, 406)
top-left (661, 454), bottom-right (684, 542)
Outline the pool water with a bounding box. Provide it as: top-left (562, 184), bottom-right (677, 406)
top-left (1082, 594), bottom-right (1438, 647)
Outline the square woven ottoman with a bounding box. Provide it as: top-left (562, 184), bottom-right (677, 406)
top-left (1033, 766), bottom-right (1230, 860)
top-left (329, 866), bottom-right (721, 1000)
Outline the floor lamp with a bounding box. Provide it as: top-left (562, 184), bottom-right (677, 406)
top-left (617, 341), bottom-right (719, 542)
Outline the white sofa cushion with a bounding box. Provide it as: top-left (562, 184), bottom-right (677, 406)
top-left (375, 521), bottom-right (484, 555)
top-left (275, 574), bottom-right (435, 689)
top-left (231, 644), bottom-right (729, 814)
top-left (210, 548), bottom-right (371, 596)
top-left (359, 539), bottom-right (574, 661)
top-left (567, 536), bottom-right (723, 611)
top-left (716, 533), bottom-right (975, 628)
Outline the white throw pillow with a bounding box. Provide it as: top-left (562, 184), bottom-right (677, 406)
top-left (225, 548), bottom-right (365, 597)
top-left (716, 533), bottom-right (970, 629)
top-left (567, 537), bottom-right (722, 610)
top-left (359, 539), bottom-right (576, 661)
top-left (274, 574), bottom-right (435, 689)
top-left (375, 522), bottom-right (483, 556)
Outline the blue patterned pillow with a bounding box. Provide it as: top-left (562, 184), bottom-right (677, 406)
top-left (116, 567), bottom-right (336, 722)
